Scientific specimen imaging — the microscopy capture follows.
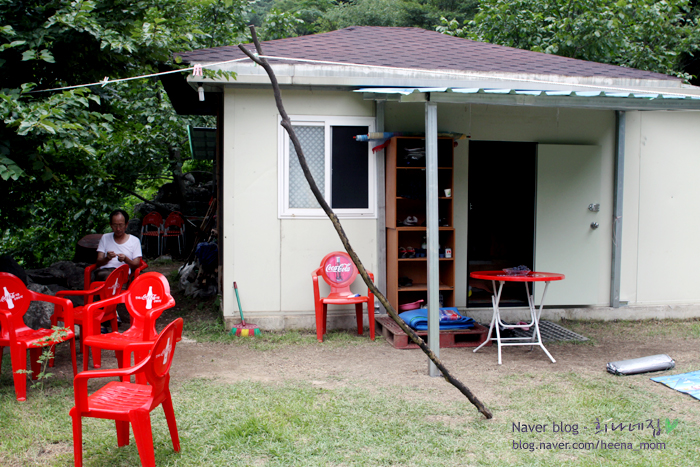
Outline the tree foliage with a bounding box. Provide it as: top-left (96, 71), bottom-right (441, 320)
top-left (438, 0), bottom-right (700, 80)
top-left (0, 0), bottom-right (236, 267)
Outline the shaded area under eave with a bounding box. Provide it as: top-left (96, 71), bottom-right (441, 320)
top-left (159, 65), bottom-right (219, 116)
top-left (355, 87), bottom-right (700, 111)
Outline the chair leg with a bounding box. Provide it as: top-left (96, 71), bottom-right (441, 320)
top-left (70, 410), bottom-right (83, 467)
top-left (69, 338), bottom-right (78, 377)
top-left (322, 304), bottom-right (328, 335)
top-left (29, 347), bottom-right (42, 380)
top-left (10, 346), bottom-right (28, 401)
top-left (162, 393), bottom-right (181, 452)
top-left (315, 302), bottom-right (325, 342)
top-left (116, 420), bottom-right (130, 447)
top-left (355, 303), bottom-right (364, 336)
top-left (130, 409), bottom-right (156, 467)
top-left (91, 346), bottom-right (102, 369)
top-left (368, 296), bottom-right (375, 341)
top-left (82, 344), bottom-right (90, 372)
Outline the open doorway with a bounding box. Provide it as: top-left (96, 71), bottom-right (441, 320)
top-left (467, 141), bottom-right (537, 307)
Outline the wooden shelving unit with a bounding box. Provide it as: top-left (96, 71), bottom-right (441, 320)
top-left (386, 136), bottom-right (455, 311)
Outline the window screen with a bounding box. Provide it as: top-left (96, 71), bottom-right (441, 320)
top-left (289, 125), bottom-right (324, 208)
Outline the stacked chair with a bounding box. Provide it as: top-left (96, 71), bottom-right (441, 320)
top-left (140, 211), bottom-right (163, 257)
top-left (50, 264), bottom-right (130, 369)
top-left (161, 212), bottom-right (185, 256)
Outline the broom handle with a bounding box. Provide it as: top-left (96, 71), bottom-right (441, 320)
top-left (233, 281), bottom-right (246, 326)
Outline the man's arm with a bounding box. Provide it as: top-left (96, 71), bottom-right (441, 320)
top-left (117, 254), bottom-right (141, 269)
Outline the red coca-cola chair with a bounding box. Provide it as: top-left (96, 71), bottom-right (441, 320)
top-left (50, 264), bottom-right (130, 369)
top-left (70, 317), bottom-right (183, 467)
top-left (84, 258), bottom-right (148, 291)
top-left (311, 251), bottom-right (375, 342)
top-left (0, 272), bottom-right (77, 401)
top-left (81, 272), bottom-right (175, 375)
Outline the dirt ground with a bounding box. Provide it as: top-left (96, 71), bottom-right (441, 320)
top-left (44, 261), bottom-right (700, 414)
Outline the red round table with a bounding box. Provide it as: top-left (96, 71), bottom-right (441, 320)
top-left (469, 271), bottom-right (565, 364)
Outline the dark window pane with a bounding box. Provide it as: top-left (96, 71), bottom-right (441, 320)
top-left (331, 126), bottom-right (369, 209)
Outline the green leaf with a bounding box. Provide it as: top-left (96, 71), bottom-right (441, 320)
top-left (21, 50), bottom-right (36, 61)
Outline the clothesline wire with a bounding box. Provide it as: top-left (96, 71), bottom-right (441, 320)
top-left (26, 51), bottom-right (700, 99)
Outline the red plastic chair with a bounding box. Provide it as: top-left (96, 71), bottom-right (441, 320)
top-left (51, 264), bottom-right (130, 369)
top-left (70, 317), bottom-right (183, 467)
top-left (0, 272), bottom-right (78, 401)
top-left (84, 258), bottom-right (149, 291)
top-left (161, 214), bottom-right (184, 256)
top-left (311, 251), bottom-right (375, 342)
top-left (140, 212), bottom-right (163, 257)
top-left (81, 272), bottom-right (175, 374)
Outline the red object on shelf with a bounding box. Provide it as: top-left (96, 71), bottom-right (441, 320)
top-left (311, 251), bottom-right (375, 342)
top-left (469, 271), bottom-right (565, 282)
top-left (81, 272), bottom-right (176, 375)
top-left (52, 264), bottom-right (130, 369)
top-left (69, 318), bottom-right (183, 467)
top-left (0, 272), bottom-right (78, 401)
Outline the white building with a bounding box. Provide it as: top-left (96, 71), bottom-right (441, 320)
top-left (165, 26), bottom-right (700, 331)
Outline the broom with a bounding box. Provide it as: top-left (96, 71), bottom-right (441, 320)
top-left (230, 281), bottom-right (261, 337)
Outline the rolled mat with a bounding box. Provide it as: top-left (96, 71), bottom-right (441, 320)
top-left (607, 354), bottom-right (675, 375)
top-left (399, 307), bottom-right (475, 331)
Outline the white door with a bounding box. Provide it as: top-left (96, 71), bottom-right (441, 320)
top-left (535, 145), bottom-right (604, 305)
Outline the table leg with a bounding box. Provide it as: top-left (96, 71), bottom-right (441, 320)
top-left (535, 281), bottom-right (556, 363)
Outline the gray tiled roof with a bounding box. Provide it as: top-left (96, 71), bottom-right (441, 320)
top-left (176, 26), bottom-right (677, 82)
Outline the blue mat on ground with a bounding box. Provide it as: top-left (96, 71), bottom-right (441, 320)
top-left (651, 370), bottom-right (700, 400)
top-left (399, 307), bottom-right (475, 331)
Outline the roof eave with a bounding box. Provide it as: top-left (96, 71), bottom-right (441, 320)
top-left (188, 61), bottom-right (688, 93)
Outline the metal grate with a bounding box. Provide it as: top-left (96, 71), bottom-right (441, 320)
top-left (507, 320), bottom-right (588, 342)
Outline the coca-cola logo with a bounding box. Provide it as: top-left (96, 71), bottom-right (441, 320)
top-left (155, 337), bottom-right (172, 365)
top-left (324, 257), bottom-right (354, 283)
top-left (325, 263), bottom-right (352, 273)
top-left (1, 287), bottom-right (22, 309)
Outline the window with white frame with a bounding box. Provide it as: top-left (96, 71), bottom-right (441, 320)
top-left (279, 115), bottom-right (376, 218)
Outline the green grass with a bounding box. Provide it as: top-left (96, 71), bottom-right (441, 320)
top-left (5, 316), bottom-right (700, 466)
top-left (2, 368), bottom-right (699, 466)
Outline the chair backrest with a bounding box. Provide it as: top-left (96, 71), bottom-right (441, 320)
top-left (0, 272), bottom-right (73, 335)
top-left (318, 251), bottom-right (358, 293)
top-left (99, 264), bottom-right (131, 301)
top-left (142, 318), bottom-right (183, 394)
top-left (166, 212), bottom-right (185, 224)
top-left (125, 272), bottom-right (175, 340)
top-left (163, 216), bottom-right (183, 231)
top-left (0, 273), bottom-right (32, 329)
top-left (142, 211), bottom-right (163, 228)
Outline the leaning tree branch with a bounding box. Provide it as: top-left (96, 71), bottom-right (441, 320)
top-left (239, 26), bottom-right (492, 419)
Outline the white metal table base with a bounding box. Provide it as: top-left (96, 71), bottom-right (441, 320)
top-left (473, 280), bottom-right (556, 365)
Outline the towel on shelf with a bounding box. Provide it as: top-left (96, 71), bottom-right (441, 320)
top-left (399, 307), bottom-right (475, 331)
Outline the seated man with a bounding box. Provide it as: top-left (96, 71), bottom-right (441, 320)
top-left (95, 209), bottom-right (143, 282)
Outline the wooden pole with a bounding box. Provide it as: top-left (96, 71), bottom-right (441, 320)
top-left (238, 26), bottom-right (492, 419)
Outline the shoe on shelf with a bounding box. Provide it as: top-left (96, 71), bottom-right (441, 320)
top-left (399, 246), bottom-right (407, 258)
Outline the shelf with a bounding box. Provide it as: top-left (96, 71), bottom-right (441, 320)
top-left (395, 226), bottom-right (454, 231)
top-left (386, 136), bottom-right (455, 309)
top-left (396, 197), bottom-right (453, 200)
top-left (398, 283), bottom-right (454, 292)
top-left (398, 257), bottom-right (454, 261)
top-left (396, 167), bottom-right (453, 170)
